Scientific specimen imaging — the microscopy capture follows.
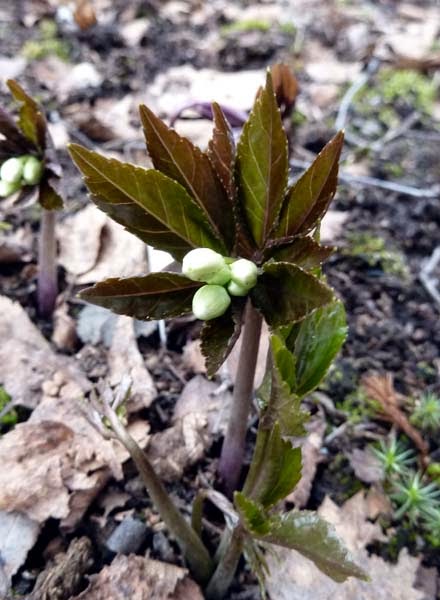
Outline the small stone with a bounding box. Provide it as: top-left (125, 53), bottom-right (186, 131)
top-left (106, 517), bottom-right (148, 555)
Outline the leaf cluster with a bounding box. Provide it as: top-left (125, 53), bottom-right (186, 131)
top-left (0, 80), bottom-right (63, 209)
top-left (70, 69), bottom-right (344, 376)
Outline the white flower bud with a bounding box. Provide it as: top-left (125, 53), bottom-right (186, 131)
top-left (0, 179), bottom-right (21, 197)
top-left (227, 280), bottom-right (249, 297)
top-left (22, 156), bottom-right (44, 185)
top-left (182, 248), bottom-right (231, 285)
top-left (0, 157), bottom-right (25, 184)
top-left (192, 284), bottom-right (231, 320)
top-left (230, 258), bottom-right (258, 290)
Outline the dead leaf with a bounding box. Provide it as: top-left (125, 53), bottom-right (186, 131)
top-left (287, 417), bottom-right (326, 508)
top-left (173, 375), bottom-right (232, 436)
top-left (365, 486), bottom-right (392, 520)
top-left (182, 340), bottom-right (207, 374)
top-left (74, 0), bottom-right (97, 29)
top-left (266, 491), bottom-right (423, 600)
top-left (347, 447), bottom-right (384, 484)
top-left (0, 226), bottom-right (33, 263)
top-left (0, 296), bottom-right (89, 409)
top-left (72, 554), bottom-right (203, 600)
top-left (320, 210), bottom-right (349, 243)
top-left (0, 511), bottom-right (40, 596)
top-left (362, 373), bottom-right (429, 461)
top-left (52, 302), bottom-right (78, 352)
top-left (147, 413), bottom-right (209, 482)
top-left (108, 316), bottom-right (157, 412)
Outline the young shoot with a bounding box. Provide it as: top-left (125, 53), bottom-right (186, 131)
top-left (372, 437), bottom-right (416, 478)
top-left (391, 472), bottom-right (440, 523)
top-left (410, 392), bottom-right (440, 433)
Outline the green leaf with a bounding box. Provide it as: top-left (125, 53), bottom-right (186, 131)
top-left (140, 104), bottom-right (234, 251)
top-left (236, 71), bottom-right (288, 247)
top-left (275, 131), bottom-right (344, 238)
top-left (79, 273), bottom-right (201, 321)
top-left (287, 300), bottom-right (348, 397)
top-left (266, 236), bottom-right (334, 270)
top-left (38, 177), bottom-right (63, 210)
top-left (257, 336), bottom-right (308, 437)
top-left (200, 300), bottom-right (244, 377)
top-left (7, 80), bottom-right (46, 150)
top-left (69, 144), bottom-right (225, 254)
top-left (236, 494), bottom-right (368, 583)
top-left (208, 102), bottom-right (236, 201)
top-left (251, 262), bottom-right (334, 328)
top-left (0, 106), bottom-right (33, 154)
top-left (243, 423), bottom-right (302, 508)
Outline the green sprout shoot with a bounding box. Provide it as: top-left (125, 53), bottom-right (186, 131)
top-left (410, 392), bottom-right (440, 433)
top-left (372, 437), bottom-right (416, 478)
top-left (391, 472), bottom-right (440, 523)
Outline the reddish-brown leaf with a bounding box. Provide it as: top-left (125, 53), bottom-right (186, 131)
top-left (7, 80), bottom-right (47, 150)
top-left (266, 236), bottom-right (334, 269)
top-left (208, 102), bottom-right (236, 200)
top-left (275, 131), bottom-right (344, 238)
top-left (139, 104), bottom-right (234, 251)
top-left (236, 71), bottom-right (288, 247)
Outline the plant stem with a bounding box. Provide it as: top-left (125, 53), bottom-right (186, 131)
top-left (218, 300), bottom-right (263, 495)
top-left (105, 409), bottom-right (214, 584)
top-left (205, 525), bottom-right (244, 600)
top-left (37, 208), bottom-right (57, 318)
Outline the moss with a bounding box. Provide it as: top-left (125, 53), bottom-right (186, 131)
top-left (345, 232), bottom-right (409, 278)
top-left (336, 387), bottom-right (378, 424)
top-left (21, 19), bottom-right (70, 61)
top-left (0, 386), bottom-right (17, 428)
top-left (221, 19), bottom-right (272, 35)
top-left (379, 69), bottom-right (437, 113)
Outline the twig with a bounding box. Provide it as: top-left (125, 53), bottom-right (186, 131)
top-left (290, 158), bottom-right (440, 198)
top-left (419, 246), bottom-right (440, 308)
top-left (335, 59), bottom-right (380, 131)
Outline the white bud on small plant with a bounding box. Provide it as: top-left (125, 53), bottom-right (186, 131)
top-left (192, 284), bottom-right (231, 320)
top-left (22, 156), bottom-right (44, 185)
top-left (182, 248), bottom-right (231, 285)
top-left (230, 258), bottom-right (258, 290)
top-left (0, 179), bottom-right (21, 198)
top-left (227, 280), bottom-right (249, 297)
top-left (0, 157), bottom-right (25, 184)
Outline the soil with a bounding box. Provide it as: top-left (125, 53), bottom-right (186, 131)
top-left (0, 0), bottom-right (439, 598)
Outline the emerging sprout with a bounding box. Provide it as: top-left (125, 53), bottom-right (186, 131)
top-left (372, 437), bottom-right (416, 478)
top-left (410, 392), bottom-right (440, 433)
top-left (230, 258), bottom-right (258, 290)
top-left (182, 248), bottom-right (231, 286)
top-left (192, 284), bottom-right (231, 320)
top-left (391, 472), bottom-right (440, 523)
top-left (0, 156), bottom-right (25, 184)
top-left (22, 156), bottom-right (44, 185)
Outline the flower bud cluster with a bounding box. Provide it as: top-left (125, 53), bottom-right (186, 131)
top-left (0, 155), bottom-right (44, 198)
top-left (182, 248), bottom-right (258, 320)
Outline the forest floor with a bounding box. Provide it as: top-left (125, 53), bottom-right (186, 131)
top-left (0, 0), bottom-right (439, 598)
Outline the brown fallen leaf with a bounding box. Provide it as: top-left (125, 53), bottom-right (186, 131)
top-left (348, 447), bottom-right (384, 484)
top-left (0, 296), bottom-right (89, 409)
top-left (173, 375), bottom-right (232, 436)
top-left (72, 554), bottom-right (203, 600)
top-left (0, 226), bottom-right (32, 263)
top-left (182, 340), bottom-right (207, 374)
top-left (58, 206), bottom-right (148, 284)
top-left (108, 316), bottom-right (157, 412)
top-left (74, 0), bottom-right (97, 30)
top-left (362, 373), bottom-right (429, 462)
top-left (287, 417), bottom-right (326, 508)
top-left (265, 491), bottom-right (423, 600)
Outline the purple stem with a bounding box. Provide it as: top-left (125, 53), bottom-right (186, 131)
top-left (37, 209), bottom-right (57, 318)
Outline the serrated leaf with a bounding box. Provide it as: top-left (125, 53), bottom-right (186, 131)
top-left (79, 273), bottom-right (201, 321)
top-left (208, 102), bottom-right (236, 200)
top-left (257, 336), bottom-right (308, 437)
top-left (236, 494), bottom-right (368, 583)
top-left (267, 236), bottom-right (334, 270)
top-left (7, 80), bottom-right (46, 150)
top-left (251, 262), bottom-right (334, 328)
top-left (243, 423), bottom-right (302, 508)
top-left (236, 71), bottom-right (288, 247)
top-left (38, 178), bottom-right (63, 210)
top-left (271, 63), bottom-right (299, 117)
top-left (275, 131), bottom-right (344, 238)
top-left (200, 300), bottom-right (244, 377)
top-left (0, 106), bottom-right (33, 154)
top-left (140, 104), bottom-right (234, 251)
top-left (286, 300), bottom-right (348, 397)
top-left (69, 143), bottom-right (225, 254)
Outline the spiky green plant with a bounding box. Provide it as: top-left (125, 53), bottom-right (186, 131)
top-left (372, 437), bottom-right (416, 478)
top-left (410, 392), bottom-right (440, 433)
top-left (391, 472), bottom-right (440, 523)
top-left (421, 507), bottom-right (440, 547)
